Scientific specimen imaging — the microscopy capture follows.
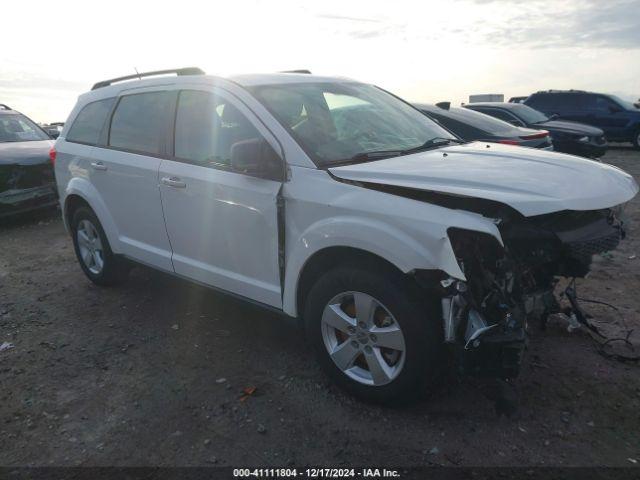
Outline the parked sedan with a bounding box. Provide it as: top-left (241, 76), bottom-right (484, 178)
top-left (465, 102), bottom-right (607, 158)
top-left (415, 103), bottom-right (553, 150)
top-left (0, 104), bottom-right (57, 218)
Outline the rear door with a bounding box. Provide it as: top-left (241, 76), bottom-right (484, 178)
top-left (527, 93), bottom-right (578, 121)
top-left (554, 94), bottom-right (588, 124)
top-left (158, 88), bottom-right (284, 307)
top-left (88, 89), bottom-right (175, 271)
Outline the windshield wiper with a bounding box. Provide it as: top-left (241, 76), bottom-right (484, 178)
top-left (329, 150), bottom-right (404, 166)
top-left (399, 137), bottom-right (462, 155)
top-left (328, 138), bottom-right (463, 167)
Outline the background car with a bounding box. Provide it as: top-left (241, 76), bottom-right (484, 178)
top-left (464, 102), bottom-right (607, 158)
top-left (524, 90), bottom-right (640, 149)
top-left (0, 104), bottom-right (57, 218)
top-left (39, 122), bottom-right (65, 139)
top-left (415, 102), bottom-right (553, 149)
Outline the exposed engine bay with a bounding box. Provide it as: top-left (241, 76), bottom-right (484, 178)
top-left (441, 205), bottom-right (626, 379)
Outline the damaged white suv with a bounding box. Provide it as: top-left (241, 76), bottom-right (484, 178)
top-left (54, 68), bottom-right (638, 404)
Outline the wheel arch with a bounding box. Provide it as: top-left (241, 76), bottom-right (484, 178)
top-left (62, 179), bottom-right (121, 253)
top-left (295, 247), bottom-right (395, 319)
top-left (63, 194), bottom-right (90, 230)
top-left (290, 245), bottom-right (446, 321)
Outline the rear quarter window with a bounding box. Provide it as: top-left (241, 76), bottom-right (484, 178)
top-left (66, 98), bottom-right (115, 145)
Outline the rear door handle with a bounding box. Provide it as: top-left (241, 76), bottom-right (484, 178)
top-left (161, 176), bottom-right (187, 188)
top-left (91, 161), bottom-right (107, 171)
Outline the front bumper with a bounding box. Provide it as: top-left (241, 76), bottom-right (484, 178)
top-left (459, 326), bottom-right (526, 378)
top-left (0, 184), bottom-right (58, 218)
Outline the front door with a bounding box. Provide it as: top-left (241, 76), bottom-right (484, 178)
top-left (158, 88), bottom-right (283, 307)
top-left (581, 95), bottom-right (629, 139)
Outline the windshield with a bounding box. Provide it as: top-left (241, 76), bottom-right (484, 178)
top-left (511, 104), bottom-right (549, 124)
top-left (0, 114), bottom-right (50, 142)
top-left (249, 82), bottom-right (456, 166)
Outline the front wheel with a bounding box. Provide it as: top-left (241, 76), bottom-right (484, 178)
top-left (633, 129), bottom-right (640, 150)
top-left (71, 206), bottom-right (129, 286)
top-left (304, 265), bottom-right (443, 405)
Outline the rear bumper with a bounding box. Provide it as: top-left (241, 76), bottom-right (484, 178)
top-left (0, 185), bottom-right (58, 218)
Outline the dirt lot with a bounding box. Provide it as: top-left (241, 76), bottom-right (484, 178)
top-left (1, 148), bottom-right (639, 468)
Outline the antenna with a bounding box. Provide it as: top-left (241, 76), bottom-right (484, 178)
top-left (134, 67), bottom-right (141, 80)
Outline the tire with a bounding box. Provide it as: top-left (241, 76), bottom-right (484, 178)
top-left (71, 206), bottom-right (129, 286)
top-left (303, 264), bottom-right (443, 405)
top-left (633, 129), bottom-right (640, 150)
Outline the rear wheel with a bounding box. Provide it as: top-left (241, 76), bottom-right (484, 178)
top-left (71, 207), bottom-right (128, 286)
top-left (304, 265), bottom-right (442, 405)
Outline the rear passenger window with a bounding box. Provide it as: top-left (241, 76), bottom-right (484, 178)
top-left (174, 90), bottom-right (263, 168)
top-left (66, 98), bottom-right (115, 145)
top-left (108, 92), bottom-right (173, 155)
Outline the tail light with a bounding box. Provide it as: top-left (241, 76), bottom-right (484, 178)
top-left (498, 139), bottom-right (521, 145)
top-left (520, 130), bottom-right (549, 140)
top-left (49, 146), bottom-right (57, 167)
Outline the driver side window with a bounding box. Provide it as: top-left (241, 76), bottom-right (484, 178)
top-left (589, 96), bottom-right (616, 113)
top-left (174, 90), bottom-right (263, 168)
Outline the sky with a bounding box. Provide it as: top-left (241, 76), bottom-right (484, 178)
top-left (1, 0), bottom-right (639, 123)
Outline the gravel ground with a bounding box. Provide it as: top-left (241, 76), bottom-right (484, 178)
top-left (1, 147), bottom-right (639, 468)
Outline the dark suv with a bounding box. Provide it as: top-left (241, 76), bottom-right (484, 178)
top-left (525, 90), bottom-right (640, 149)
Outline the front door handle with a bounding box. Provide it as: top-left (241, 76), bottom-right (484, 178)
top-left (161, 176), bottom-right (187, 188)
top-left (91, 161), bottom-right (107, 171)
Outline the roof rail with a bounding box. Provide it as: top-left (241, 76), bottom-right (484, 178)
top-left (91, 67), bottom-right (206, 90)
top-left (279, 69), bottom-right (312, 74)
top-left (0, 103), bottom-right (12, 110)
top-left (535, 89), bottom-right (587, 94)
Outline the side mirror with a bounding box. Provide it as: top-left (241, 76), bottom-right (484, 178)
top-left (230, 138), bottom-right (283, 181)
top-left (47, 129), bottom-right (60, 139)
top-left (508, 118), bottom-right (524, 127)
top-left (609, 105), bottom-right (622, 114)
top-left (548, 114), bottom-right (559, 120)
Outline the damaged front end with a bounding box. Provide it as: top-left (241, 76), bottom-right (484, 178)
top-left (438, 205), bottom-right (626, 380)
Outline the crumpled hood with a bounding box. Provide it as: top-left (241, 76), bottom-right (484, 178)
top-left (329, 142), bottom-right (638, 217)
top-left (0, 140), bottom-right (53, 165)
top-left (538, 120), bottom-right (604, 136)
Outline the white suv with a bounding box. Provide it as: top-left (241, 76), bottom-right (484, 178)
top-left (54, 68), bottom-right (638, 404)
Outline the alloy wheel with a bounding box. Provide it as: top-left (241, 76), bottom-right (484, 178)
top-left (321, 291), bottom-right (406, 386)
top-left (76, 219), bottom-right (104, 275)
